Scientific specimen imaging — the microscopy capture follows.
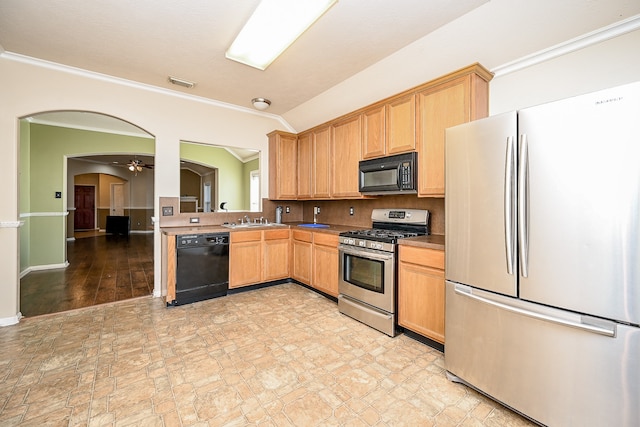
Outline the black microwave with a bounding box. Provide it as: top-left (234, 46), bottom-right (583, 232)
top-left (358, 152), bottom-right (417, 195)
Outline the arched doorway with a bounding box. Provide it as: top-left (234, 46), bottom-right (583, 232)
top-left (19, 111), bottom-right (156, 316)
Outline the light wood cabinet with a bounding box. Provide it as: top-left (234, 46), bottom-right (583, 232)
top-left (292, 229), bottom-right (313, 284)
top-left (230, 228), bottom-right (291, 288)
top-left (311, 232), bottom-right (339, 297)
top-left (416, 69), bottom-right (490, 197)
top-left (398, 245), bottom-right (445, 344)
top-left (263, 229), bottom-right (290, 281)
top-left (297, 132), bottom-right (313, 199)
top-left (229, 230), bottom-right (263, 288)
top-left (331, 114), bottom-right (362, 198)
top-left (313, 126), bottom-right (332, 198)
top-left (268, 130), bottom-right (298, 200)
top-left (362, 104), bottom-right (386, 159)
top-left (386, 93), bottom-right (416, 155)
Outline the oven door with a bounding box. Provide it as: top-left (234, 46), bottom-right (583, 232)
top-left (338, 244), bottom-right (395, 313)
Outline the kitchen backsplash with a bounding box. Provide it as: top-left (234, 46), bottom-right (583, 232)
top-left (161, 196), bottom-right (444, 235)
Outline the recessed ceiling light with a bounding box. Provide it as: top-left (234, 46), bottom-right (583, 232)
top-left (226, 0), bottom-right (338, 70)
top-left (168, 76), bottom-right (196, 88)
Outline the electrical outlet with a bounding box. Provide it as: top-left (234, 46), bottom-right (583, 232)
top-left (285, 206), bottom-right (290, 213)
top-left (162, 206), bottom-right (174, 216)
top-left (349, 207), bottom-right (354, 216)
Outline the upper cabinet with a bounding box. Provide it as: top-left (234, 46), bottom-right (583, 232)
top-left (416, 68), bottom-right (491, 197)
top-left (313, 126), bottom-right (332, 199)
top-left (297, 131), bottom-right (313, 199)
top-left (332, 114), bottom-right (362, 198)
top-left (268, 63), bottom-right (492, 201)
top-left (361, 104), bottom-right (386, 159)
top-left (386, 93), bottom-right (416, 155)
top-left (268, 130), bottom-right (298, 200)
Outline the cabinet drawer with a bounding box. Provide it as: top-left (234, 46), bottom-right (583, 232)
top-left (292, 229), bottom-right (313, 242)
top-left (313, 232), bottom-right (338, 247)
top-left (264, 229), bottom-right (290, 240)
top-left (399, 245), bottom-right (444, 270)
top-left (230, 230), bottom-right (262, 243)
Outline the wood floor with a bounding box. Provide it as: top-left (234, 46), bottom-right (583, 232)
top-left (20, 233), bottom-right (154, 317)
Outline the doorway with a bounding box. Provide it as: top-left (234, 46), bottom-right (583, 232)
top-left (20, 111), bottom-right (156, 317)
top-left (74, 185), bottom-right (96, 230)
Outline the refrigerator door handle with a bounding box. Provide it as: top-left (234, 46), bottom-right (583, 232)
top-left (504, 136), bottom-right (516, 275)
top-left (518, 134), bottom-right (529, 277)
top-left (453, 284), bottom-right (616, 337)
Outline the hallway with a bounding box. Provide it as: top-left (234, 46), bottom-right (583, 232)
top-left (20, 233), bottom-right (154, 317)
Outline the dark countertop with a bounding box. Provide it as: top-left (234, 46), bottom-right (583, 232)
top-left (398, 234), bottom-right (445, 251)
top-left (161, 222), bottom-right (368, 236)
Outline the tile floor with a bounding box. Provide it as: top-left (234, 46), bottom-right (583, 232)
top-left (0, 284), bottom-right (535, 426)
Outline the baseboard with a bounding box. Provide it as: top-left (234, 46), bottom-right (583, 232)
top-left (20, 261), bottom-right (69, 278)
top-left (0, 312), bottom-right (22, 327)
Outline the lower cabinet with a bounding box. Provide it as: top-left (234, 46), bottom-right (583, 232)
top-left (291, 230), bottom-right (313, 284)
top-left (398, 245), bottom-right (445, 344)
top-left (292, 229), bottom-right (339, 297)
top-left (311, 233), bottom-right (339, 297)
top-left (230, 229), bottom-right (290, 288)
top-left (228, 228), bottom-right (339, 297)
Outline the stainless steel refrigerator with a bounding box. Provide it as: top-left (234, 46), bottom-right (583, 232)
top-left (444, 82), bottom-right (640, 427)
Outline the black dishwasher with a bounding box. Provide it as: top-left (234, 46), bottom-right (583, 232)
top-left (171, 232), bottom-right (230, 306)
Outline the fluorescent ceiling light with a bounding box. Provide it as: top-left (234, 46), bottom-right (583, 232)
top-left (226, 0), bottom-right (338, 70)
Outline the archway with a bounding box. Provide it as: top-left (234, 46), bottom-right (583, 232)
top-left (19, 111), bottom-right (156, 316)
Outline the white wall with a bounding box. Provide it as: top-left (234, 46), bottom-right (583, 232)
top-left (283, 0), bottom-right (640, 131)
top-left (490, 28), bottom-right (640, 113)
top-left (0, 55), bottom-right (287, 323)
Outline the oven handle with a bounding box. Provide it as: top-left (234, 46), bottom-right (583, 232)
top-left (338, 244), bottom-right (394, 261)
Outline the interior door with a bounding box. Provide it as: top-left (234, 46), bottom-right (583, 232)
top-left (111, 183), bottom-right (124, 216)
top-left (445, 112), bottom-right (518, 297)
top-left (74, 185), bottom-right (95, 230)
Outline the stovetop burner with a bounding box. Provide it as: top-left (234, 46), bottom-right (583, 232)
top-left (339, 208), bottom-right (430, 250)
top-left (342, 228), bottom-right (421, 243)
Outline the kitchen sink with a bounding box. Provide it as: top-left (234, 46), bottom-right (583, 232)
top-left (221, 222), bottom-right (287, 229)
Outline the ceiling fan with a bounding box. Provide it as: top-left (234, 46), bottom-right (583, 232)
top-left (127, 158), bottom-right (153, 175)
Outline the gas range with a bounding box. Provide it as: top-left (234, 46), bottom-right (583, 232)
top-left (337, 208), bottom-right (429, 337)
top-left (339, 209), bottom-right (430, 252)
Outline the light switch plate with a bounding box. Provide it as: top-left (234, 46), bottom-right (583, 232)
top-left (190, 217), bottom-right (199, 223)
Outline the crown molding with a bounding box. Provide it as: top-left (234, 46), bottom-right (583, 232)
top-left (1, 51), bottom-right (296, 133)
top-left (492, 14), bottom-right (640, 77)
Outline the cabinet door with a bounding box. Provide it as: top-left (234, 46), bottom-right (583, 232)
top-left (362, 104), bottom-right (386, 159)
top-left (416, 73), bottom-right (489, 197)
top-left (268, 131), bottom-right (298, 200)
top-left (386, 93), bottom-right (416, 154)
top-left (229, 231), bottom-right (262, 288)
top-left (292, 230), bottom-right (313, 284)
top-left (398, 246), bottom-right (445, 343)
top-left (297, 132), bottom-right (313, 199)
top-left (332, 115), bottom-right (362, 198)
top-left (312, 233), bottom-right (339, 297)
top-left (263, 229), bottom-right (290, 281)
top-left (313, 126), bottom-right (332, 198)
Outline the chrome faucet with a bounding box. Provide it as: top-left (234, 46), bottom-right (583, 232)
top-left (244, 215), bottom-right (250, 224)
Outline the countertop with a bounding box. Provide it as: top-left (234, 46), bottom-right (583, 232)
top-left (160, 222), bottom-right (367, 236)
top-left (161, 223), bottom-right (444, 250)
top-left (398, 234), bottom-right (445, 251)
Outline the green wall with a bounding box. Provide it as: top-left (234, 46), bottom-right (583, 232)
top-left (180, 142), bottom-right (248, 211)
top-left (23, 123), bottom-right (154, 268)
